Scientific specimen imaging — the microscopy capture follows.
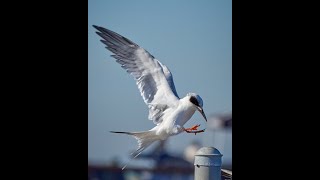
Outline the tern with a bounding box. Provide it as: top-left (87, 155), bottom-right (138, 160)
top-left (93, 25), bottom-right (208, 169)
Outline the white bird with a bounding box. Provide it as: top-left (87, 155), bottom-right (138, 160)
top-left (93, 25), bottom-right (208, 169)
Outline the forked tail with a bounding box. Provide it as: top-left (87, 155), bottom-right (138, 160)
top-left (110, 130), bottom-right (158, 170)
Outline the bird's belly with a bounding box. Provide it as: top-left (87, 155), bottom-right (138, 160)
top-left (155, 122), bottom-right (181, 139)
top-left (175, 109), bottom-right (196, 126)
top-left (153, 128), bottom-right (171, 140)
top-left (154, 108), bottom-right (196, 139)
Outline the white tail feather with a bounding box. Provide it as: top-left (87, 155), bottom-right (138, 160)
top-left (110, 130), bottom-right (159, 170)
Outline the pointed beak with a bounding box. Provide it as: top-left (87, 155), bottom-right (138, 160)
top-left (197, 106), bottom-right (207, 122)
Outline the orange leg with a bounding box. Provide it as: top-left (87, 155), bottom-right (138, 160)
top-left (184, 124), bottom-right (205, 135)
top-left (184, 124), bottom-right (201, 131)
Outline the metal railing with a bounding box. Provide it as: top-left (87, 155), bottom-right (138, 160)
top-left (88, 146), bottom-right (231, 180)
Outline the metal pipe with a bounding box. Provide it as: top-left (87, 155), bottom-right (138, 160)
top-left (194, 147), bottom-right (222, 180)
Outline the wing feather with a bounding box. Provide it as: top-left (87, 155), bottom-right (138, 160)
top-left (93, 25), bottom-right (179, 124)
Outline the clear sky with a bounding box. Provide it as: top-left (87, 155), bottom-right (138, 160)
top-left (89, 0), bottom-right (232, 166)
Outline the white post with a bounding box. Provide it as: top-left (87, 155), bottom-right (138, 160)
top-left (194, 147), bottom-right (222, 180)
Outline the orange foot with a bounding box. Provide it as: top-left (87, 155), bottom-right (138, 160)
top-left (185, 124), bottom-right (200, 131)
top-left (184, 124), bottom-right (205, 135)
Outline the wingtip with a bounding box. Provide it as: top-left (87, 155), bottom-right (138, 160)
top-left (93, 25), bottom-right (104, 32)
top-left (93, 25), bottom-right (101, 33)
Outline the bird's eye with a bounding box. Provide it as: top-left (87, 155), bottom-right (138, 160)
top-left (190, 96), bottom-right (199, 107)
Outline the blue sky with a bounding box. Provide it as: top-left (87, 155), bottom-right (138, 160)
top-left (89, 0), bottom-right (232, 166)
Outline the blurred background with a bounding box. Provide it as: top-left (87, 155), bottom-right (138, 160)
top-left (89, 0), bottom-right (231, 179)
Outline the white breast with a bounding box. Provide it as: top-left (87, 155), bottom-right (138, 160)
top-left (153, 98), bottom-right (196, 137)
top-left (174, 105), bottom-right (196, 126)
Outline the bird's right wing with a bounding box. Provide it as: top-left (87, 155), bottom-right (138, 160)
top-left (93, 25), bottom-right (179, 124)
top-left (157, 61), bottom-right (179, 98)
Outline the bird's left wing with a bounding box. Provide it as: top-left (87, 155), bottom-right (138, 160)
top-left (93, 25), bottom-right (179, 124)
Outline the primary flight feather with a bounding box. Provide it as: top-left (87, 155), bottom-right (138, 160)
top-left (93, 25), bottom-right (208, 169)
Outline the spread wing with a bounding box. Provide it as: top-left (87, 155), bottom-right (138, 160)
top-left (93, 25), bottom-right (179, 124)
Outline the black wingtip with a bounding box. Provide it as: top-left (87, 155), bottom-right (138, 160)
top-left (110, 131), bottom-right (133, 135)
top-left (93, 25), bottom-right (103, 32)
top-left (110, 131), bottom-right (124, 134)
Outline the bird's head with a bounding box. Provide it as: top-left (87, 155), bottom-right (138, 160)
top-left (187, 93), bottom-right (207, 122)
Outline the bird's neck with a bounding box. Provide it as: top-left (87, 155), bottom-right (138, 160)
top-left (174, 97), bottom-right (197, 126)
top-left (180, 96), bottom-right (195, 108)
